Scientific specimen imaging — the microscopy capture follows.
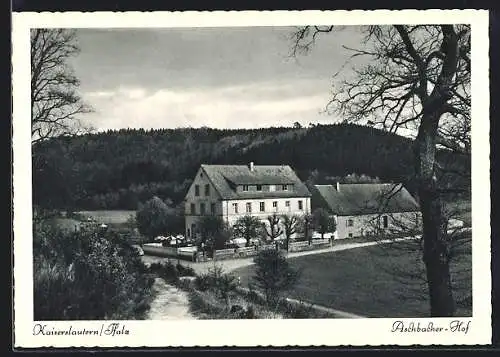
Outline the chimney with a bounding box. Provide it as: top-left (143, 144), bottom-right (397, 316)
top-left (249, 162), bottom-right (254, 172)
top-left (336, 182), bottom-right (340, 191)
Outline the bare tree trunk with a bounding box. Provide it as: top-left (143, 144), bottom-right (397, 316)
top-left (416, 117), bottom-right (455, 317)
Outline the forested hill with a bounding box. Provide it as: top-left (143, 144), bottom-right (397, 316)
top-left (32, 123), bottom-right (467, 211)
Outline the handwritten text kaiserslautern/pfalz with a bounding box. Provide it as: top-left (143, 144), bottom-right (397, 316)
top-left (33, 322), bottom-right (129, 336)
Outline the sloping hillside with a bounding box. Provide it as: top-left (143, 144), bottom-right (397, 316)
top-left (32, 123), bottom-right (468, 210)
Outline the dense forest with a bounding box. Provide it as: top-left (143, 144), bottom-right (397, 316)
top-left (32, 123), bottom-right (470, 211)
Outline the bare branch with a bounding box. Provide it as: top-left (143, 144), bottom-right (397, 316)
top-left (31, 29), bottom-right (93, 145)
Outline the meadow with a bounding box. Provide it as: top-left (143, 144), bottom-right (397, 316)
top-left (232, 236), bottom-right (472, 318)
top-left (74, 210), bottom-right (136, 224)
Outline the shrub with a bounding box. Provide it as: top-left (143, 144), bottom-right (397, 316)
top-left (195, 273), bottom-right (213, 292)
top-left (176, 263), bottom-right (196, 277)
top-left (158, 261), bottom-right (179, 283)
top-left (252, 249), bottom-right (300, 306)
top-left (33, 221), bottom-right (154, 320)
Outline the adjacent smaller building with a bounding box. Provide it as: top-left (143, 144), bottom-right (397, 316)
top-left (311, 182), bottom-right (420, 239)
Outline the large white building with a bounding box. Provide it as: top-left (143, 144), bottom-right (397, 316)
top-left (311, 183), bottom-right (421, 239)
top-left (184, 162), bottom-right (312, 241)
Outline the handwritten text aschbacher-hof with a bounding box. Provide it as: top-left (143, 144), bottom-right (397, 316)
top-left (33, 322), bottom-right (129, 337)
top-left (391, 320), bottom-right (471, 334)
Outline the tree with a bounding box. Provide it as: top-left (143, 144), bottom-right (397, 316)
top-left (198, 215), bottom-right (230, 250)
top-left (301, 213), bottom-right (314, 244)
top-left (313, 208), bottom-right (336, 240)
top-left (31, 29), bottom-right (92, 145)
top-left (292, 25), bottom-right (470, 316)
top-left (252, 249), bottom-right (300, 306)
top-left (281, 214), bottom-right (301, 251)
top-left (135, 196), bottom-right (170, 239)
top-left (264, 213), bottom-right (283, 242)
top-left (233, 215), bottom-right (263, 247)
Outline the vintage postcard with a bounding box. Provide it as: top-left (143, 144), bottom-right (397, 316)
top-left (12, 10), bottom-right (490, 348)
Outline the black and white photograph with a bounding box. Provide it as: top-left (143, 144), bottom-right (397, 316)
top-left (13, 10), bottom-right (490, 347)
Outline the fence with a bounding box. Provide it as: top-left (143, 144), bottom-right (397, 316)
top-left (312, 238), bottom-right (330, 245)
top-left (142, 238), bottom-right (333, 261)
top-left (213, 246), bottom-right (259, 261)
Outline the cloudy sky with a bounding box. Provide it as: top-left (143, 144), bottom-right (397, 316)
top-left (72, 27), bottom-right (366, 131)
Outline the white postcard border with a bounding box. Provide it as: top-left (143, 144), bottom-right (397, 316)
top-left (12, 10), bottom-right (491, 347)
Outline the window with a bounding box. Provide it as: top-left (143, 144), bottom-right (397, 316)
top-left (246, 202), bottom-right (252, 213)
top-left (382, 216), bottom-right (388, 228)
top-left (272, 201), bottom-right (278, 209)
top-left (205, 184), bottom-right (210, 196)
top-left (232, 203), bottom-right (239, 213)
top-left (190, 203), bottom-right (196, 215)
top-left (256, 184), bottom-right (262, 191)
top-left (242, 185), bottom-right (249, 192)
top-left (200, 203), bottom-right (206, 215)
top-left (187, 228), bottom-right (191, 237)
top-left (298, 200), bottom-right (303, 210)
top-left (210, 203), bottom-right (216, 215)
top-left (282, 184), bottom-right (288, 191)
top-left (194, 185), bottom-right (200, 196)
top-left (347, 219), bottom-right (354, 227)
top-left (191, 223), bottom-right (196, 235)
top-left (285, 201), bottom-right (290, 207)
top-left (259, 202), bottom-right (265, 212)
top-left (348, 233), bottom-right (353, 238)
top-left (269, 185), bottom-right (276, 192)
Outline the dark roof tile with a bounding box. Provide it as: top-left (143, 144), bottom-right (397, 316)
top-left (201, 164), bottom-right (311, 200)
top-left (311, 183), bottom-right (419, 216)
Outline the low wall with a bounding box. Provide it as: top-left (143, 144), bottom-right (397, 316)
top-left (142, 244), bottom-right (198, 261)
top-left (142, 244), bottom-right (178, 257)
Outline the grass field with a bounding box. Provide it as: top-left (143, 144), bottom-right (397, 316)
top-left (47, 217), bottom-right (82, 232)
top-left (75, 210), bottom-right (136, 224)
top-left (232, 237), bottom-right (472, 318)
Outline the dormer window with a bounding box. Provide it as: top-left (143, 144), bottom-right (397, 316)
top-left (256, 184), bottom-right (262, 191)
top-left (242, 185), bottom-right (249, 192)
top-left (282, 184), bottom-right (288, 191)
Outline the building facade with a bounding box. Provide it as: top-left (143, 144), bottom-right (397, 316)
top-left (184, 163), bottom-right (311, 241)
top-left (311, 183), bottom-right (421, 239)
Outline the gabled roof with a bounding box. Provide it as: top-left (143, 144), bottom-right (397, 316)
top-left (200, 164), bottom-right (311, 200)
top-left (311, 183), bottom-right (419, 216)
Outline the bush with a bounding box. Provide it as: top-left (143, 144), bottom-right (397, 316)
top-left (195, 273), bottom-right (213, 292)
top-left (176, 263), bottom-right (196, 277)
top-left (158, 261), bottom-right (179, 283)
top-left (33, 221), bottom-right (154, 320)
top-left (278, 300), bottom-right (316, 318)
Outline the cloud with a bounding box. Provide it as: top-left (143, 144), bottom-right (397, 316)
top-left (87, 91), bottom-right (115, 98)
top-left (81, 80), bottom-right (334, 130)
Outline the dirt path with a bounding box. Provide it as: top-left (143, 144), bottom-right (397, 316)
top-left (146, 278), bottom-right (195, 320)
